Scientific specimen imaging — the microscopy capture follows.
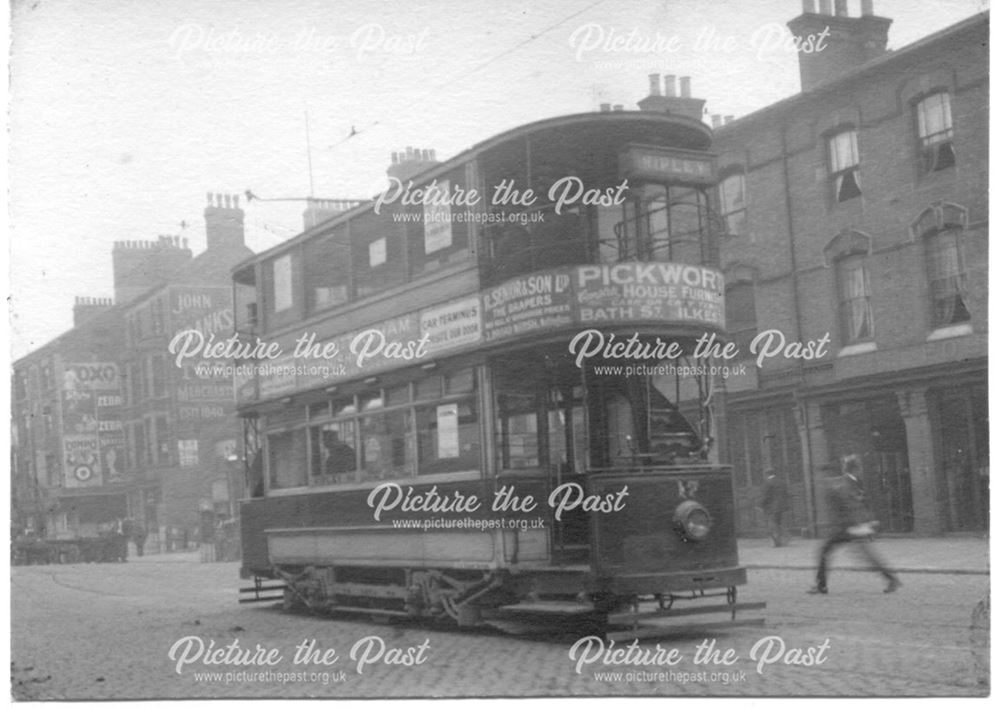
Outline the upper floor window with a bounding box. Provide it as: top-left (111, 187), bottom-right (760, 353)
top-left (836, 254), bottom-right (874, 343)
top-left (828, 129), bottom-right (861, 202)
top-left (913, 203), bottom-right (970, 330)
top-left (718, 172), bottom-right (747, 236)
top-left (925, 228), bottom-right (970, 328)
top-left (725, 281), bottom-right (757, 355)
top-left (916, 92), bottom-right (955, 172)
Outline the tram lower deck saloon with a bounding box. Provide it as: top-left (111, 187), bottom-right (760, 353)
top-left (234, 109), bottom-right (748, 621)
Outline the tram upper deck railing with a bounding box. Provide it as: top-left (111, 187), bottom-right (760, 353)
top-left (479, 197), bottom-right (724, 286)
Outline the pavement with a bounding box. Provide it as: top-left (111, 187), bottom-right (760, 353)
top-left (738, 535), bottom-right (990, 575)
top-left (133, 536), bottom-right (991, 575)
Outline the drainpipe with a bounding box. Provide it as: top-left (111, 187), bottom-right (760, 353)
top-left (780, 124), bottom-right (819, 537)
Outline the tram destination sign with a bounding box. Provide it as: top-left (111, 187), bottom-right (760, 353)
top-left (619, 144), bottom-right (716, 186)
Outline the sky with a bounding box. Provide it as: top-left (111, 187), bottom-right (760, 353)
top-left (8, 0), bottom-right (988, 359)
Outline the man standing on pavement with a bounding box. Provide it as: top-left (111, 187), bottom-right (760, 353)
top-left (808, 459), bottom-right (901, 595)
top-left (760, 469), bottom-right (790, 547)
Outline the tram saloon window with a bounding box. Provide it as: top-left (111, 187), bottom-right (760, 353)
top-left (304, 227), bottom-right (351, 313)
top-left (416, 374), bottom-right (480, 475)
top-left (360, 409), bottom-right (413, 481)
top-left (309, 420), bottom-right (358, 485)
top-left (268, 428), bottom-right (308, 489)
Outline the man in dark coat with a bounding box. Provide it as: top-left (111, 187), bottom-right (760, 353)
top-left (808, 460), bottom-right (900, 594)
top-left (760, 469), bottom-right (790, 547)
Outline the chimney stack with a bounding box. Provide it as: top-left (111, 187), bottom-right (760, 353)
top-left (788, 0), bottom-right (891, 92)
top-left (302, 198), bottom-right (363, 230)
top-left (204, 192), bottom-right (246, 252)
top-left (72, 296), bottom-right (114, 327)
top-left (112, 236), bottom-right (192, 305)
top-left (637, 74), bottom-right (706, 121)
top-left (386, 146), bottom-right (440, 183)
top-left (648, 73), bottom-right (661, 96)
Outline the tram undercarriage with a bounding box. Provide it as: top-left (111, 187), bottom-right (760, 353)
top-left (243, 560), bottom-right (764, 640)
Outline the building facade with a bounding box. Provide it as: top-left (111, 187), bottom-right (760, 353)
top-left (713, 3), bottom-right (988, 535)
top-left (12, 195), bottom-right (253, 550)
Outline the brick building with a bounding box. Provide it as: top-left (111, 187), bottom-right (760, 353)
top-left (12, 194), bottom-right (253, 550)
top-left (712, 2), bottom-right (988, 535)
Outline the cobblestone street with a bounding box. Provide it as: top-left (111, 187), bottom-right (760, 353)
top-left (10, 547), bottom-right (989, 699)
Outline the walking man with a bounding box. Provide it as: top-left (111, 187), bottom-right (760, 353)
top-left (760, 469), bottom-right (790, 547)
top-left (808, 459), bottom-right (900, 595)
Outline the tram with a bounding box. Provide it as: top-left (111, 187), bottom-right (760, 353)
top-left (232, 104), bottom-right (761, 634)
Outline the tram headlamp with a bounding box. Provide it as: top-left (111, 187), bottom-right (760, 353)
top-left (674, 500), bottom-right (712, 542)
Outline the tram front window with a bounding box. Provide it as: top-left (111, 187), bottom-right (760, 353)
top-left (586, 365), bottom-right (704, 468)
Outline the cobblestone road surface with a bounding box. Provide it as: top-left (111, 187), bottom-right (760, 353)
top-left (10, 558), bottom-right (989, 699)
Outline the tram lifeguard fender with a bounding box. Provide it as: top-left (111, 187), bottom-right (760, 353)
top-left (576, 263), bottom-right (723, 291)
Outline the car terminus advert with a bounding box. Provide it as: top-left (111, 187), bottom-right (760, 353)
top-left (7, 0), bottom-right (990, 702)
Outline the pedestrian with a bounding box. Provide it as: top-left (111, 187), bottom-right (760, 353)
top-left (760, 469), bottom-right (790, 547)
top-left (808, 459), bottom-right (900, 595)
top-left (116, 518), bottom-right (131, 562)
top-left (132, 523), bottom-right (148, 557)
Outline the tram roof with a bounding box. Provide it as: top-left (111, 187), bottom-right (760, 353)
top-left (233, 111), bottom-right (713, 277)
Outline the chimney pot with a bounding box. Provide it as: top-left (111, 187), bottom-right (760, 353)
top-left (679, 76), bottom-right (691, 98)
top-left (663, 74), bottom-right (677, 97)
top-left (182, 238), bottom-right (189, 249)
top-left (429, 149), bottom-right (436, 160)
top-left (861, 0), bottom-right (874, 15)
top-left (834, 0), bottom-right (848, 16)
top-left (648, 73), bottom-right (661, 96)
top-left (406, 146), bottom-right (414, 159)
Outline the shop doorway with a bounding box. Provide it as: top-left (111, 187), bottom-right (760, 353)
top-left (934, 385), bottom-right (988, 532)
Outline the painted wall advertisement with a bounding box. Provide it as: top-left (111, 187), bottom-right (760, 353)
top-left (61, 362), bottom-right (125, 488)
top-left (170, 286), bottom-right (234, 420)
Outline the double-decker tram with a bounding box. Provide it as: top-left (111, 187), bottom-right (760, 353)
top-left (232, 107), bottom-right (764, 636)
